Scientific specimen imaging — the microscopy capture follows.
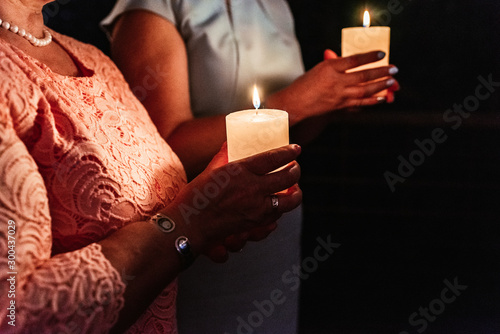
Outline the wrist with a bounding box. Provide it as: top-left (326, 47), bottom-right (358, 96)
top-left (266, 91), bottom-right (303, 126)
top-left (149, 212), bottom-right (198, 269)
top-left (156, 205), bottom-right (206, 257)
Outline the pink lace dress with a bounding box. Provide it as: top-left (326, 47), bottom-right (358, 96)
top-left (0, 31), bottom-right (186, 333)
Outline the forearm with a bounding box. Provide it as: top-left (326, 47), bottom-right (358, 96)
top-left (100, 205), bottom-right (203, 333)
top-left (265, 87), bottom-right (307, 126)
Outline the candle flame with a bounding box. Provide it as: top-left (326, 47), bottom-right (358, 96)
top-left (363, 10), bottom-right (370, 28)
top-left (253, 85), bottom-right (261, 109)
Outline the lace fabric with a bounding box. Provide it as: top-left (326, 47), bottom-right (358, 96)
top-left (0, 31), bottom-right (186, 333)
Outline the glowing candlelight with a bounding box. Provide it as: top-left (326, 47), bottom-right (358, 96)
top-left (253, 84), bottom-right (261, 110)
top-left (341, 10), bottom-right (391, 96)
top-left (363, 10), bottom-right (370, 27)
top-left (226, 86), bottom-right (289, 162)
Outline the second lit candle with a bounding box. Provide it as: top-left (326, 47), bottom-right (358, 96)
top-left (226, 86), bottom-right (289, 162)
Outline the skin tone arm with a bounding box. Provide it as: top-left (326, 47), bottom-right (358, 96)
top-left (110, 11), bottom-right (399, 179)
top-left (110, 11), bottom-right (223, 180)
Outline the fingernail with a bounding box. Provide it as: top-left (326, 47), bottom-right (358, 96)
top-left (389, 66), bottom-right (399, 75)
top-left (292, 144), bottom-right (301, 153)
top-left (377, 96), bottom-right (386, 103)
top-left (386, 78), bottom-right (395, 87)
top-left (377, 51), bottom-right (386, 59)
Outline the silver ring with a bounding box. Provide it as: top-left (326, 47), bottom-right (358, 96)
top-left (271, 195), bottom-right (279, 209)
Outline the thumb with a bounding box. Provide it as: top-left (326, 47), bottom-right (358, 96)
top-left (206, 142), bottom-right (229, 170)
top-left (324, 49), bottom-right (338, 60)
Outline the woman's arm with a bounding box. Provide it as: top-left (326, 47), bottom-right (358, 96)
top-left (0, 110), bottom-right (124, 332)
top-left (265, 49), bottom-right (400, 124)
top-left (101, 143), bottom-right (302, 332)
top-left (110, 11), bottom-right (399, 179)
top-left (110, 10), bottom-right (226, 179)
top-left (0, 100), bottom-right (301, 332)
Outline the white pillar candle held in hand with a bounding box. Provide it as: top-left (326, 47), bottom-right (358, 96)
top-left (226, 85), bottom-right (289, 162)
top-left (342, 10), bottom-right (391, 95)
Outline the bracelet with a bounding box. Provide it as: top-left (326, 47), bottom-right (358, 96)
top-left (150, 213), bottom-right (195, 268)
top-left (175, 236), bottom-right (195, 268)
top-left (151, 213), bottom-right (176, 233)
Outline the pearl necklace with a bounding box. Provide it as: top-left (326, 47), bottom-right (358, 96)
top-left (0, 18), bottom-right (52, 47)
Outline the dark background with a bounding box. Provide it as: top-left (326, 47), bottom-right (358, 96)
top-left (45, 1), bottom-right (500, 333)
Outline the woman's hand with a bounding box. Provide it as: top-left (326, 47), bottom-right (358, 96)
top-left (266, 50), bottom-right (400, 125)
top-left (163, 143), bottom-right (302, 259)
top-left (323, 49), bottom-right (400, 107)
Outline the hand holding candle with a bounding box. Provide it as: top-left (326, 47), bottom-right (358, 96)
top-left (226, 85), bottom-right (289, 162)
top-left (342, 10), bottom-right (391, 97)
top-left (263, 20), bottom-right (397, 122)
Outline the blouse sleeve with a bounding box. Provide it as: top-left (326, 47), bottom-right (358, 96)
top-left (101, 0), bottom-right (178, 38)
top-left (0, 53), bottom-right (125, 333)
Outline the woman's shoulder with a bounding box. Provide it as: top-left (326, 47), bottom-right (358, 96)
top-left (0, 40), bottom-right (37, 97)
top-left (0, 37), bottom-right (28, 71)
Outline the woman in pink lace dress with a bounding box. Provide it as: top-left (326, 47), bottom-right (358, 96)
top-left (0, 1), bottom-right (302, 333)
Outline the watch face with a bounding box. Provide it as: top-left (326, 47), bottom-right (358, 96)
top-left (157, 216), bottom-right (175, 233)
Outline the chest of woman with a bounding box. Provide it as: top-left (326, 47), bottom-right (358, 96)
top-left (9, 51), bottom-right (186, 254)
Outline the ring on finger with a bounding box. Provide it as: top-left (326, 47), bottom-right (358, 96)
top-left (271, 194), bottom-right (279, 210)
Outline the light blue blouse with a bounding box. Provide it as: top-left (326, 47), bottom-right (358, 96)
top-left (102, 0), bottom-right (304, 117)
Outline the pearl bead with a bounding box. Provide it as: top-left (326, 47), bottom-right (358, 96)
top-left (0, 17), bottom-right (52, 47)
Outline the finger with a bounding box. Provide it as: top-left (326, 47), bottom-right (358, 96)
top-left (386, 91), bottom-right (395, 104)
top-left (344, 77), bottom-right (397, 100)
top-left (224, 233), bottom-right (249, 252)
top-left (388, 80), bottom-right (400, 92)
top-left (240, 144), bottom-right (301, 176)
top-left (246, 222), bottom-right (278, 241)
top-left (264, 184), bottom-right (303, 214)
top-left (345, 66), bottom-right (398, 86)
top-left (344, 96), bottom-right (386, 109)
top-left (261, 161), bottom-right (301, 195)
top-left (324, 49), bottom-right (338, 60)
top-left (206, 245), bottom-right (229, 263)
top-left (385, 80), bottom-right (400, 104)
top-left (337, 50), bottom-right (386, 72)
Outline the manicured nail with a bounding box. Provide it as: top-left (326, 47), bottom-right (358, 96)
top-left (377, 96), bottom-right (386, 103)
top-left (386, 78), bottom-right (395, 87)
top-left (389, 67), bottom-right (399, 75)
top-left (377, 51), bottom-right (386, 59)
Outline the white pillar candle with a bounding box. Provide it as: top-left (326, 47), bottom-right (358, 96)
top-left (226, 86), bottom-right (289, 162)
top-left (342, 11), bottom-right (390, 95)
